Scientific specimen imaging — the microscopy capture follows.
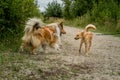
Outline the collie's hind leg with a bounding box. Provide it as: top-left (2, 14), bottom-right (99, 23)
top-left (30, 47), bottom-right (37, 55)
top-left (19, 42), bottom-right (26, 52)
top-left (42, 44), bottom-right (47, 53)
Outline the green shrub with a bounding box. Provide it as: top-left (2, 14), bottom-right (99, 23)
top-left (44, 0), bottom-right (62, 18)
top-left (63, 0), bottom-right (120, 34)
top-left (0, 0), bottom-right (41, 52)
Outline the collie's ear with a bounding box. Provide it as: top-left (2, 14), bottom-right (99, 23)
top-left (33, 22), bottom-right (40, 29)
top-left (59, 21), bottom-right (63, 26)
top-left (58, 21), bottom-right (64, 30)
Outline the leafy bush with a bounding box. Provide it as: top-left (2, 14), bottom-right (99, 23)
top-left (62, 0), bottom-right (120, 34)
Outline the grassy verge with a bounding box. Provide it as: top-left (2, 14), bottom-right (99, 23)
top-left (43, 17), bottom-right (120, 36)
top-left (65, 19), bottom-right (120, 37)
top-left (0, 27), bottom-right (23, 53)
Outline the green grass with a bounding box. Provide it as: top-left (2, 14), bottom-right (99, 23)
top-left (0, 28), bottom-right (23, 53)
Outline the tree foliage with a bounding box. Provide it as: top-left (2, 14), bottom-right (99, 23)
top-left (44, 0), bottom-right (62, 18)
top-left (62, 0), bottom-right (71, 19)
top-left (0, 0), bottom-right (41, 52)
top-left (0, 0), bottom-right (41, 32)
top-left (60, 0), bottom-right (120, 21)
top-left (61, 0), bottom-right (93, 19)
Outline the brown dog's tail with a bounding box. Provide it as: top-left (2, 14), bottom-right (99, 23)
top-left (85, 24), bottom-right (96, 32)
top-left (24, 18), bottom-right (44, 34)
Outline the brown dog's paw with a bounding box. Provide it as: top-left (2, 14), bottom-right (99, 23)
top-left (85, 53), bottom-right (89, 57)
top-left (79, 50), bottom-right (81, 53)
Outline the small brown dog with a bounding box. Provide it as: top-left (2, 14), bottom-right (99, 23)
top-left (74, 24), bottom-right (96, 56)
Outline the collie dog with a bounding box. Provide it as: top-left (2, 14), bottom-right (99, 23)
top-left (47, 22), bottom-right (66, 47)
top-left (74, 24), bottom-right (96, 56)
top-left (20, 18), bottom-right (59, 54)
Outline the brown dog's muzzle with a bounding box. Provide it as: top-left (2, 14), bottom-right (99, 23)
top-left (74, 37), bottom-right (79, 40)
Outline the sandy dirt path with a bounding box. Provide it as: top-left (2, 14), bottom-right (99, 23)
top-left (29, 26), bottom-right (120, 80)
top-left (51, 26), bottom-right (120, 80)
top-left (7, 26), bottom-right (119, 80)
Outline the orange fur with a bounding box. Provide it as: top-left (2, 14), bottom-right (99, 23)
top-left (74, 24), bottom-right (96, 56)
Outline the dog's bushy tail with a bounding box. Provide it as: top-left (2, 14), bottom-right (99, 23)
top-left (22, 18), bottom-right (44, 42)
top-left (24, 18), bottom-right (44, 34)
top-left (85, 24), bottom-right (96, 32)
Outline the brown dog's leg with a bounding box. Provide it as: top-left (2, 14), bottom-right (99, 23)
top-left (79, 41), bottom-right (83, 54)
top-left (88, 40), bottom-right (92, 52)
top-left (85, 42), bottom-right (89, 56)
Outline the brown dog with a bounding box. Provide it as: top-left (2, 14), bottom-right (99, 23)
top-left (74, 24), bottom-right (96, 56)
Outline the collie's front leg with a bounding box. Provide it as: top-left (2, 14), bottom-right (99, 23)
top-left (58, 37), bottom-right (62, 48)
top-left (51, 43), bottom-right (60, 52)
top-left (54, 44), bottom-right (60, 51)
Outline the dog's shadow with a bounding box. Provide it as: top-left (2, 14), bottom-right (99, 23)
top-left (19, 48), bottom-right (59, 55)
top-left (37, 50), bottom-right (60, 55)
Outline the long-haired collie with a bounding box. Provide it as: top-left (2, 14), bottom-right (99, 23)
top-left (47, 22), bottom-right (66, 47)
top-left (20, 18), bottom-right (60, 54)
top-left (74, 24), bottom-right (96, 56)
